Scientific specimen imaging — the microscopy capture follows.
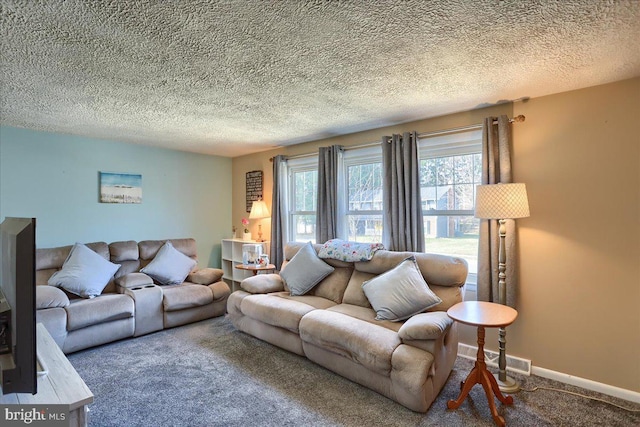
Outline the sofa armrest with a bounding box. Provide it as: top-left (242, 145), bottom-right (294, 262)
top-left (187, 268), bottom-right (223, 285)
top-left (240, 274), bottom-right (284, 294)
top-left (397, 312), bottom-right (453, 341)
top-left (115, 272), bottom-right (154, 290)
top-left (36, 285), bottom-right (70, 309)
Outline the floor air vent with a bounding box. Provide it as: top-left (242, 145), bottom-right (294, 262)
top-left (458, 343), bottom-right (531, 376)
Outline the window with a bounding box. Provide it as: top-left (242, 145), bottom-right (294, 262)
top-left (283, 128), bottom-right (482, 287)
top-left (343, 147), bottom-right (383, 243)
top-left (419, 129), bottom-right (482, 278)
top-left (288, 157), bottom-right (318, 243)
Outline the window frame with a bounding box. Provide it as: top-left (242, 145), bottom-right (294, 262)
top-left (340, 146), bottom-right (384, 241)
top-left (286, 156), bottom-right (319, 243)
top-left (282, 129), bottom-right (481, 291)
top-left (418, 129), bottom-right (483, 288)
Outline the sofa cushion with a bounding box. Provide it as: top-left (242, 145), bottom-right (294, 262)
top-left (397, 312), bottom-right (453, 341)
top-left (109, 241), bottom-right (142, 280)
top-left (356, 251), bottom-right (468, 288)
top-left (36, 268), bottom-right (57, 287)
top-left (36, 242), bottom-right (109, 271)
top-left (362, 256), bottom-right (442, 321)
top-left (241, 294), bottom-right (318, 333)
top-left (276, 292), bottom-right (337, 310)
top-left (280, 242), bottom-right (334, 296)
top-left (187, 268), bottom-right (223, 285)
top-left (307, 266), bottom-right (353, 304)
top-left (424, 284), bottom-right (464, 313)
top-left (109, 240), bottom-right (139, 262)
top-left (241, 274), bottom-right (285, 294)
top-left (326, 303), bottom-right (402, 332)
top-left (139, 238), bottom-right (197, 261)
top-left (162, 284), bottom-right (213, 311)
top-left (208, 281), bottom-right (231, 301)
top-left (341, 269), bottom-right (376, 307)
top-left (115, 272), bottom-right (154, 289)
top-left (227, 290), bottom-right (250, 316)
top-left (36, 285), bottom-right (70, 309)
top-left (141, 241), bottom-right (197, 285)
top-left (299, 309), bottom-right (401, 375)
top-left (48, 243), bottom-right (120, 298)
top-left (65, 293), bottom-right (134, 331)
top-left (36, 245), bottom-right (74, 271)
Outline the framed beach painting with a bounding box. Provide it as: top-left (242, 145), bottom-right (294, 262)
top-left (99, 172), bottom-right (142, 204)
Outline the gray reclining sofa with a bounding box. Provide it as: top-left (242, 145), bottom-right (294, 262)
top-left (35, 238), bottom-right (230, 354)
top-left (227, 242), bottom-right (468, 412)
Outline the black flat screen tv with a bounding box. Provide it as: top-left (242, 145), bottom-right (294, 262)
top-left (0, 217), bottom-right (37, 395)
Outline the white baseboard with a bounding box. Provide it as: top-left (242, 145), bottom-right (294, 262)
top-left (531, 366), bottom-right (640, 404)
top-left (457, 343), bottom-right (640, 404)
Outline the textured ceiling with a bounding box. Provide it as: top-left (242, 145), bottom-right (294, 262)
top-left (1, 1), bottom-right (639, 157)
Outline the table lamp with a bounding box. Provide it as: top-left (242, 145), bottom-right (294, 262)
top-left (249, 199), bottom-right (270, 242)
top-left (475, 182), bottom-right (530, 392)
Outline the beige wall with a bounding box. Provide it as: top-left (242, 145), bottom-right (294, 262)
top-left (508, 77), bottom-right (639, 391)
top-left (232, 77), bottom-right (640, 392)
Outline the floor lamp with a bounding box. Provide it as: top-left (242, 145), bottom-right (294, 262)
top-left (475, 182), bottom-right (530, 393)
top-left (249, 199), bottom-right (270, 242)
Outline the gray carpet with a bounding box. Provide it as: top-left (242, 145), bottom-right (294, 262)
top-left (67, 317), bottom-right (639, 427)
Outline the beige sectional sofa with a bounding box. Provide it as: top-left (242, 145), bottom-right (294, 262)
top-left (227, 242), bottom-right (468, 412)
top-left (35, 238), bottom-right (230, 353)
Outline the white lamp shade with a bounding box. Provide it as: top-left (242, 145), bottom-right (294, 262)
top-left (475, 183), bottom-right (530, 219)
top-left (249, 200), bottom-right (270, 219)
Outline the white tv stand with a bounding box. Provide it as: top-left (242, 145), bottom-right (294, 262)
top-left (0, 323), bottom-right (93, 427)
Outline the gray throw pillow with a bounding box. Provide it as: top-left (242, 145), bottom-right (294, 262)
top-left (140, 241), bottom-right (197, 285)
top-left (48, 243), bottom-right (120, 298)
top-left (280, 242), bottom-right (334, 296)
top-left (362, 256), bottom-right (442, 321)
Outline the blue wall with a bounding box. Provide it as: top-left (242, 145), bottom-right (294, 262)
top-left (0, 126), bottom-right (232, 267)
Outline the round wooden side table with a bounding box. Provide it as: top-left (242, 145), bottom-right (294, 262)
top-left (234, 263), bottom-right (276, 276)
top-left (446, 301), bottom-right (518, 427)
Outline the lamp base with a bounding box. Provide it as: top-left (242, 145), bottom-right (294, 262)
top-left (494, 373), bottom-right (520, 393)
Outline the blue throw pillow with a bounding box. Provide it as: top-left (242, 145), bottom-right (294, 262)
top-left (362, 256), bottom-right (442, 321)
top-left (48, 243), bottom-right (120, 298)
top-left (281, 242), bottom-right (334, 296)
top-left (140, 241), bottom-right (197, 285)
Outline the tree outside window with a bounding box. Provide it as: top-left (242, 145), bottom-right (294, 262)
top-left (420, 151), bottom-right (481, 274)
top-left (291, 169), bottom-right (317, 243)
top-left (346, 162), bottom-right (382, 242)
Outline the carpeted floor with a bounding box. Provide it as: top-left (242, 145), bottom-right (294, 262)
top-left (67, 317), bottom-right (639, 427)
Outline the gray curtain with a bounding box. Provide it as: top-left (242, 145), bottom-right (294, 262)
top-left (477, 115), bottom-right (518, 307)
top-left (270, 155), bottom-right (287, 270)
top-left (381, 132), bottom-right (424, 252)
top-left (316, 145), bottom-right (343, 243)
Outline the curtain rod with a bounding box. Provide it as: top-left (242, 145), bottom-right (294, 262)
top-left (270, 115), bottom-right (525, 162)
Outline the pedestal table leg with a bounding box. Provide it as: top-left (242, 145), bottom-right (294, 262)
top-left (447, 325), bottom-right (513, 427)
